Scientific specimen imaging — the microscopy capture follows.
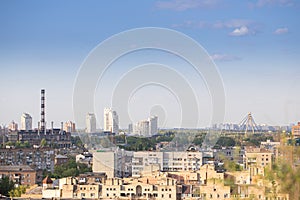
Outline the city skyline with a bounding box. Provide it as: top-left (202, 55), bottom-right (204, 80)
top-left (0, 1), bottom-right (300, 128)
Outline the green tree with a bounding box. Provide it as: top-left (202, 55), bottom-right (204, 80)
top-left (0, 176), bottom-right (15, 196)
top-left (216, 136), bottom-right (236, 147)
top-left (51, 157), bottom-right (92, 178)
top-left (8, 185), bottom-right (27, 197)
top-left (40, 138), bottom-right (47, 147)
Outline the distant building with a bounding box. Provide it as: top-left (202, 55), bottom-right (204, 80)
top-left (0, 165), bottom-right (36, 186)
top-left (104, 108), bottom-right (119, 134)
top-left (8, 120), bottom-right (18, 131)
top-left (292, 122), bottom-right (300, 138)
top-left (128, 123), bottom-right (133, 134)
top-left (86, 113), bottom-right (96, 133)
top-left (20, 113), bottom-right (32, 131)
top-left (64, 121), bottom-right (76, 132)
top-left (149, 116), bottom-right (158, 135)
top-left (133, 116), bottom-right (158, 137)
top-left (134, 120), bottom-right (149, 136)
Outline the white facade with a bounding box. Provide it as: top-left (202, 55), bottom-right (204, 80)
top-left (132, 151), bottom-right (202, 177)
top-left (20, 113), bottom-right (32, 131)
top-left (86, 113), bottom-right (96, 133)
top-left (104, 108), bottom-right (119, 134)
top-left (149, 116), bottom-right (158, 135)
top-left (133, 116), bottom-right (158, 137)
top-left (93, 149), bottom-right (132, 178)
top-left (134, 120), bottom-right (149, 136)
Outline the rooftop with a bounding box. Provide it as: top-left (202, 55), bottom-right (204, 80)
top-left (0, 165), bottom-right (35, 172)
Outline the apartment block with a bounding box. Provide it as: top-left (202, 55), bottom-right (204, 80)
top-left (132, 151), bottom-right (202, 177)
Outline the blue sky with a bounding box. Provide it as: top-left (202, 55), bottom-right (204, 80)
top-left (0, 0), bottom-right (299, 129)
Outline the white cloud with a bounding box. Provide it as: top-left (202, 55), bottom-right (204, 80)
top-left (213, 19), bottom-right (253, 29)
top-left (274, 27), bottom-right (289, 35)
top-left (210, 54), bottom-right (241, 62)
top-left (229, 26), bottom-right (251, 36)
top-left (156, 0), bottom-right (220, 11)
top-left (250, 0), bottom-right (294, 8)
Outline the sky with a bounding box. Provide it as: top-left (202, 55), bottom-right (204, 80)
top-left (0, 0), bottom-right (300, 129)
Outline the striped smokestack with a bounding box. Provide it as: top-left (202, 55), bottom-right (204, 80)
top-left (41, 89), bottom-right (45, 132)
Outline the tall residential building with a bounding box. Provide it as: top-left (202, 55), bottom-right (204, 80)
top-left (134, 120), bottom-right (150, 137)
top-left (133, 116), bottom-right (158, 137)
top-left (20, 113), bottom-right (32, 131)
top-left (104, 108), bottom-right (119, 134)
top-left (8, 121), bottom-right (18, 131)
top-left (128, 123), bottom-right (133, 134)
top-left (64, 121), bottom-right (76, 132)
top-left (149, 116), bottom-right (158, 135)
top-left (86, 113), bottom-right (96, 133)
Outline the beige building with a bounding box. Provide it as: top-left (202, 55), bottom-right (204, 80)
top-left (292, 122), bottom-right (300, 138)
top-left (199, 178), bottom-right (230, 199)
top-left (244, 147), bottom-right (273, 170)
top-left (63, 121), bottom-right (76, 132)
top-left (102, 176), bottom-right (181, 200)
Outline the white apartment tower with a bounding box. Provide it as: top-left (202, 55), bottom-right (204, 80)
top-left (86, 113), bottom-right (96, 133)
top-left (149, 116), bottom-right (158, 135)
top-left (134, 120), bottom-right (150, 137)
top-left (104, 108), bottom-right (119, 134)
top-left (20, 113), bottom-right (32, 131)
top-left (133, 116), bottom-right (158, 137)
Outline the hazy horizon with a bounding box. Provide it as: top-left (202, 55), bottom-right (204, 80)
top-left (1, 1), bottom-right (300, 129)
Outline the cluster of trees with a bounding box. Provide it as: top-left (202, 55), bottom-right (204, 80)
top-left (0, 176), bottom-right (14, 196)
top-left (243, 133), bottom-right (273, 146)
top-left (4, 141), bottom-right (31, 148)
top-left (118, 131), bottom-right (209, 151)
top-left (0, 177), bottom-right (28, 198)
top-left (264, 146), bottom-right (300, 199)
top-left (44, 157), bottom-right (91, 179)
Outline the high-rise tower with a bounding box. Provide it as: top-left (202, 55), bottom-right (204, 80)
top-left (21, 113), bottom-right (32, 131)
top-left (86, 113), bottom-right (96, 133)
top-left (41, 89), bottom-right (45, 132)
top-left (104, 108), bottom-right (119, 134)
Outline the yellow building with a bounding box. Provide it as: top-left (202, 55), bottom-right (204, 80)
top-left (244, 147), bottom-right (273, 170)
top-left (292, 122), bottom-right (300, 138)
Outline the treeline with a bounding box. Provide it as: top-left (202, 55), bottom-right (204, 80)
top-left (44, 157), bottom-right (92, 179)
